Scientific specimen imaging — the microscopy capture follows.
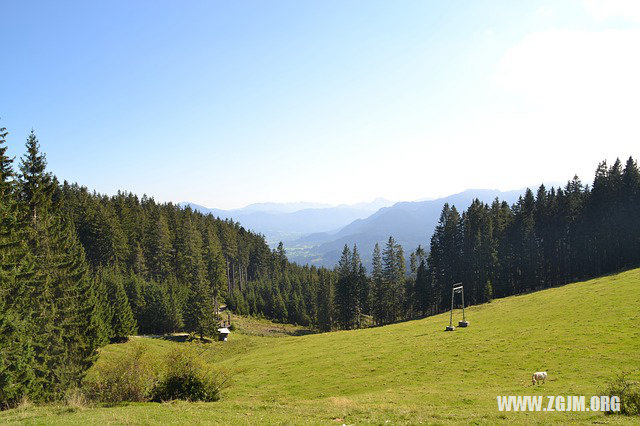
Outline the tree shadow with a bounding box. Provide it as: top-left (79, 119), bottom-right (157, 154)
top-left (142, 334), bottom-right (213, 343)
top-left (288, 329), bottom-right (318, 336)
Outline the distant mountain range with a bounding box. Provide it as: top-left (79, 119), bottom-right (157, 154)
top-left (183, 185), bottom-right (565, 269)
top-left (286, 189), bottom-right (525, 269)
top-left (179, 198), bottom-right (394, 244)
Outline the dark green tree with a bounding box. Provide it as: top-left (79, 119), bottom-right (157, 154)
top-left (144, 208), bottom-right (172, 282)
top-left (316, 268), bottom-right (333, 331)
top-left (382, 236), bottom-right (404, 323)
top-left (18, 132), bottom-right (102, 399)
top-left (334, 245), bottom-right (356, 329)
top-left (371, 243), bottom-right (388, 325)
top-left (0, 123), bottom-right (37, 407)
top-left (101, 267), bottom-right (137, 342)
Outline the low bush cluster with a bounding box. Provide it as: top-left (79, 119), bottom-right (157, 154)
top-left (82, 343), bottom-right (156, 403)
top-left (151, 350), bottom-right (227, 402)
top-left (604, 372), bottom-right (640, 416)
top-left (82, 343), bottom-right (229, 404)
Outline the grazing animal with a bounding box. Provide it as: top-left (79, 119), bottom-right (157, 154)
top-left (532, 371), bottom-right (547, 385)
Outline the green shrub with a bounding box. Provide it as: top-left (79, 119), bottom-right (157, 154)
top-left (604, 371), bottom-right (640, 416)
top-left (82, 343), bottom-right (157, 403)
top-left (82, 343), bottom-right (230, 404)
top-left (151, 349), bottom-right (228, 402)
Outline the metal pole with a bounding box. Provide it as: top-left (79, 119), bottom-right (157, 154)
top-left (449, 286), bottom-right (454, 327)
top-left (461, 287), bottom-right (466, 322)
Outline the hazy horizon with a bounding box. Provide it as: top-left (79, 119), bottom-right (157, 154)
top-left (181, 183), bottom-right (564, 212)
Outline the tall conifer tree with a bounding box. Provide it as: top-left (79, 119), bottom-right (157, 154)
top-left (0, 124), bottom-right (37, 406)
top-left (18, 132), bottom-right (101, 399)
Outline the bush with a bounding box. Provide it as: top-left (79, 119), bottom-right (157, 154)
top-left (83, 342), bottom-right (230, 404)
top-left (151, 349), bottom-right (229, 402)
top-left (604, 371), bottom-right (640, 416)
top-left (82, 343), bottom-right (157, 403)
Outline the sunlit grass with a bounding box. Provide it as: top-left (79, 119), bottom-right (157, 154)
top-left (2, 269), bottom-right (639, 424)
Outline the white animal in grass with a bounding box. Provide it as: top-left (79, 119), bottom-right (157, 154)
top-left (532, 371), bottom-right (547, 385)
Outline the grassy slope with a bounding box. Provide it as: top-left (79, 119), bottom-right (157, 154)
top-left (4, 269), bottom-right (640, 424)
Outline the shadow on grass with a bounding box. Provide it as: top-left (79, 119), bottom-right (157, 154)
top-left (141, 334), bottom-right (214, 343)
top-left (289, 329), bottom-right (318, 336)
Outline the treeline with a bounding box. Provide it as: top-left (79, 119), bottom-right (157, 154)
top-left (59, 190), bottom-right (332, 335)
top-left (225, 259), bottom-right (333, 328)
top-left (227, 157), bottom-right (640, 330)
top-left (0, 127), bottom-right (317, 406)
top-left (58, 183), bottom-right (273, 337)
top-left (423, 157), bottom-right (640, 313)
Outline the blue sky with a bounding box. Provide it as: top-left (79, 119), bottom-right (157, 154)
top-left (1, 1), bottom-right (639, 209)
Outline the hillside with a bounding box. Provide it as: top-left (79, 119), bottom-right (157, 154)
top-left (4, 268), bottom-right (639, 424)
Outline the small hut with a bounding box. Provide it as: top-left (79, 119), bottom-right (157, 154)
top-left (217, 327), bottom-right (231, 342)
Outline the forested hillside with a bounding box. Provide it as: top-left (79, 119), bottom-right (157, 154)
top-left (0, 127), bottom-right (331, 407)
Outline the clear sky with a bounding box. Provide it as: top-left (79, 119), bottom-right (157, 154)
top-left (1, 0), bottom-right (639, 209)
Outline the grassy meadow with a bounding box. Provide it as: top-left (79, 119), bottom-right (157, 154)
top-left (3, 268), bottom-right (640, 424)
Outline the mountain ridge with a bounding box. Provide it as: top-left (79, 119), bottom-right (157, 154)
top-left (182, 185), bottom-right (563, 267)
top-left (287, 188), bottom-right (528, 268)
top-left (179, 198), bottom-right (394, 244)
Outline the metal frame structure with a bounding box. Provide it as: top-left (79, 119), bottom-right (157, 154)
top-left (445, 283), bottom-right (469, 331)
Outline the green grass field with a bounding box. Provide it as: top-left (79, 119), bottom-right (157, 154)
top-left (3, 269), bottom-right (640, 424)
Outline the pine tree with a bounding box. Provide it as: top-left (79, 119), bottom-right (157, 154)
top-left (18, 132), bottom-right (101, 400)
top-left (179, 213), bottom-right (216, 339)
top-left (163, 275), bottom-right (184, 333)
top-left (91, 273), bottom-right (113, 347)
top-left (130, 242), bottom-right (147, 276)
top-left (140, 281), bottom-right (169, 334)
top-left (0, 123), bottom-right (14, 198)
top-left (621, 157), bottom-right (640, 267)
top-left (394, 243), bottom-right (406, 320)
top-left (271, 286), bottom-right (288, 323)
top-left (382, 236), bottom-right (404, 322)
top-left (408, 245), bottom-right (428, 318)
top-left (144, 207), bottom-right (172, 282)
top-left (428, 204), bottom-right (463, 313)
top-left (461, 199), bottom-right (494, 304)
top-left (489, 199), bottom-right (514, 297)
top-left (414, 260), bottom-right (431, 316)
top-left (175, 213), bottom-right (205, 287)
top-left (45, 212), bottom-right (103, 393)
top-left (184, 261), bottom-right (217, 341)
top-left (371, 243), bottom-right (387, 325)
top-left (19, 131), bottom-right (54, 226)
top-left (334, 245), bottom-right (357, 329)
top-left (123, 272), bottom-right (146, 327)
top-left (83, 202), bottom-right (128, 268)
top-left (351, 245), bottom-right (367, 328)
top-left (220, 222), bottom-right (238, 292)
top-left (316, 268), bottom-right (333, 331)
top-left (101, 267), bottom-right (137, 342)
top-left (0, 123), bottom-right (37, 407)
top-left (203, 224), bottom-right (227, 312)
